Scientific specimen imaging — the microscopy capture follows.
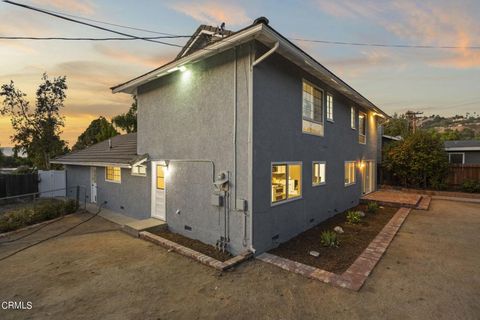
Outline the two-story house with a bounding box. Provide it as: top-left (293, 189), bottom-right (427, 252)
top-left (52, 17), bottom-right (388, 255)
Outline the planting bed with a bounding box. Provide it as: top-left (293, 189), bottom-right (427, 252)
top-left (269, 204), bottom-right (398, 274)
top-left (152, 229), bottom-right (233, 262)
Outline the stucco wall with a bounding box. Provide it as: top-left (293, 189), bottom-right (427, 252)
top-left (252, 50), bottom-right (379, 253)
top-left (464, 151), bottom-right (480, 164)
top-left (137, 44), bottom-right (252, 255)
top-left (65, 164), bottom-right (151, 219)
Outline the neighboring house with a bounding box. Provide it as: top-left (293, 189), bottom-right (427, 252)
top-left (444, 140), bottom-right (480, 164)
top-left (52, 17), bottom-right (388, 255)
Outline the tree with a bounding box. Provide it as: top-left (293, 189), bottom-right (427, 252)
top-left (73, 117), bottom-right (119, 151)
top-left (112, 97), bottom-right (137, 133)
top-left (383, 113), bottom-right (409, 138)
top-left (0, 74), bottom-right (69, 169)
top-left (383, 130), bottom-right (449, 189)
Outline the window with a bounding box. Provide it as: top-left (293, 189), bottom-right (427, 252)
top-left (302, 81), bottom-right (324, 136)
top-left (271, 162), bottom-right (302, 204)
top-left (344, 161), bottom-right (356, 186)
top-left (105, 166), bottom-right (121, 183)
top-left (351, 106), bottom-right (356, 129)
top-left (312, 161), bottom-right (326, 186)
top-left (448, 153), bottom-right (464, 164)
top-left (131, 164), bottom-right (146, 176)
top-left (358, 112), bottom-right (366, 144)
top-left (156, 165), bottom-right (166, 190)
top-left (326, 93), bottom-right (333, 121)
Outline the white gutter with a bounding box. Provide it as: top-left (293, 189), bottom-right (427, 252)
top-left (49, 161), bottom-right (132, 168)
top-left (252, 41), bottom-right (279, 67)
top-left (445, 147), bottom-right (480, 151)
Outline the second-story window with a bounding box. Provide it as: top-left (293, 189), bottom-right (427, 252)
top-left (359, 111), bottom-right (366, 144)
top-left (351, 106), bottom-right (356, 129)
top-left (326, 93), bottom-right (333, 122)
top-left (302, 81), bottom-right (324, 136)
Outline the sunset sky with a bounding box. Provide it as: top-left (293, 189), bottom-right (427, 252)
top-left (1, 0), bottom-right (479, 147)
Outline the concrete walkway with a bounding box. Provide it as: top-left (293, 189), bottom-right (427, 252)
top-left (0, 199), bottom-right (478, 319)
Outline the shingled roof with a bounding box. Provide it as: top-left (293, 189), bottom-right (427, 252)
top-left (175, 24), bottom-right (233, 60)
top-left (51, 133), bottom-right (145, 167)
top-left (445, 140), bottom-right (480, 151)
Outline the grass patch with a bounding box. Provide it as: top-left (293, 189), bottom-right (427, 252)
top-left (0, 198), bottom-right (78, 233)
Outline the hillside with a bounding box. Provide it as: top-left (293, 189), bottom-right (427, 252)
top-left (419, 114), bottom-right (480, 139)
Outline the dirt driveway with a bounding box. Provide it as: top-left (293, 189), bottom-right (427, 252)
top-left (0, 199), bottom-right (479, 320)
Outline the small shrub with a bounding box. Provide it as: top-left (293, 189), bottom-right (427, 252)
top-left (320, 230), bottom-right (339, 247)
top-left (366, 202), bottom-right (379, 214)
top-left (346, 211), bottom-right (362, 224)
top-left (461, 180), bottom-right (480, 193)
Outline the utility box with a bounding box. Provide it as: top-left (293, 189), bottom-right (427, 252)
top-left (236, 199), bottom-right (248, 211)
top-left (211, 194), bottom-right (224, 207)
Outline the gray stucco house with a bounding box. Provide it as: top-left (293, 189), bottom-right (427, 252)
top-left (52, 18), bottom-right (388, 255)
top-left (444, 140), bottom-right (480, 164)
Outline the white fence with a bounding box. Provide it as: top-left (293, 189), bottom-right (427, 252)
top-left (38, 170), bottom-right (66, 198)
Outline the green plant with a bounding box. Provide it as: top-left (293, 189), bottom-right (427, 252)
top-left (346, 211), bottom-right (362, 224)
top-left (366, 202), bottom-right (379, 214)
top-left (461, 180), bottom-right (480, 193)
top-left (320, 230), bottom-right (339, 247)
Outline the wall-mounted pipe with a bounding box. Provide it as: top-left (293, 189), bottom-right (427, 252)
top-left (252, 41), bottom-right (279, 68)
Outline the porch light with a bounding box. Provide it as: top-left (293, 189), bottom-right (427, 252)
top-left (358, 161), bottom-right (365, 169)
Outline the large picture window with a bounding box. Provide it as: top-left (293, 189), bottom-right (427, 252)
top-left (302, 81), bottom-right (324, 136)
top-left (344, 161), bottom-right (356, 186)
top-left (105, 166), bottom-right (121, 183)
top-left (271, 162), bottom-right (302, 204)
top-left (359, 112), bottom-right (366, 144)
top-left (312, 161), bottom-right (326, 186)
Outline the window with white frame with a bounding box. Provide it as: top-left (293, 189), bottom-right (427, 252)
top-left (131, 164), bottom-right (146, 176)
top-left (358, 111), bottom-right (366, 144)
top-left (448, 153), bottom-right (464, 164)
top-left (271, 162), bottom-right (302, 204)
top-left (351, 106), bottom-right (356, 129)
top-left (312, 161), bottom-right (326, 186)
top-left (105, 166), bottom-right (121, 183)
top-left (302, 81), bottom-right (324, 136)
top-left (344, 161), bottom-right (356, 186)
top-left (326, 93), bottom-right (333, 121)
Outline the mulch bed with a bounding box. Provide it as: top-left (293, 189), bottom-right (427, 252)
top-left (269, 204), bottom-right (398, 274)
top-left (153, 229), bottom-right (233, 262)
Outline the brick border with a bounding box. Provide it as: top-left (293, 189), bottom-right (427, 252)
top-left (139, 231), bottom-right (252, 271)
top-left (257, 207), bottom-right (412, 291)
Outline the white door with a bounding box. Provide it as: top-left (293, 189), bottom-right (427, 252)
top-left (151, 163), bottom-right (166, 220)
top-left (362, 161), bottom-right (375, 194)
top-left (90, 167), bottom-right (97, 203)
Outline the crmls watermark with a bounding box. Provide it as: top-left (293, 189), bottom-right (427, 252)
top-left (1, 301), bottom-right (33, 310)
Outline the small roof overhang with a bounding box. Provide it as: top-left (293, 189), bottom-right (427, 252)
top-left (112, 23), bottom-right (388, 118)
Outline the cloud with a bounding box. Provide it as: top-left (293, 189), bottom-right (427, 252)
top-left (93, 44), bottom-right (174, 68)
top-left (314, 0), bottom-right (480, 68)
top-left (31, 0), bottom-right (96, 15)
top-left (169, 1), bottom-right (250, 26)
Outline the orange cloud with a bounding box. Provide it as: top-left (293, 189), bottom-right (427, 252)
top-left (31, 0), bottom-right (96, 15)
top-left (169, 1), bottom-right (250, 26)
top-left (93, 44), bottom-right (174, 68)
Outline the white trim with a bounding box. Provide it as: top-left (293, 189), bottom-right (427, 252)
top-left (312, 161), bottom-right (326, 186)
top-left (271, 161), bottom-right (303, 206)
top-left (358, 111), bottom-right (367, 144)
top-left (344, 161), bottom-right (356, 186)
top-left (448, 152), bottom-right (465, 164)
top-left (151, 161), bottom-right (167, 220)
top-left (50, 160), bottom-right (131, 168)
top-left (351, 106), bottom-right (356, 129)
top-left (301, 79), bottom-right (325, 137)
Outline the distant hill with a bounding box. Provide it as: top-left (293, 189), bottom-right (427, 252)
top-left (419, 114), bottom-right (480, 139)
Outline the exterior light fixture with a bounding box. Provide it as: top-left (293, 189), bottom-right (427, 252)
top-left (179, 65), bottom-right (187, 72)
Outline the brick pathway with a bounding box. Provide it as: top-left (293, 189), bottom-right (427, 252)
top-left (257, 207), bottom-right (412, 291)
top-left (362, 190), bottom-right (422, 207)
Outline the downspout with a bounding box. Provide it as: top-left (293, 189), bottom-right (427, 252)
top-left (247, 41), bottom-right (279, 253)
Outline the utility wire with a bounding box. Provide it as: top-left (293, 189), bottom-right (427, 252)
top-left (3, 0), bottom-right (184, 47)
top-left (290, 38), bottom-right (480, 50)
top-left (0, 36), bottom-right (188, 41)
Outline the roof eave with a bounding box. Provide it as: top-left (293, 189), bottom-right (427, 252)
top-left (50, 160), bottom-right (133, 168)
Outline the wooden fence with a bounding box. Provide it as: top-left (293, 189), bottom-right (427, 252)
top-left (0, 173), bottom-right (39, 198)
top-left (447, 164), bottom-right (480, 186)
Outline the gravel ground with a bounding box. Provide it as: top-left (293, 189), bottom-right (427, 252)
top-left (0, 199), bottom-right (478, 320)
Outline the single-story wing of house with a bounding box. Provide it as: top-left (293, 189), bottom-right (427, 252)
top-left (444, 140), bottom-right (480, 164)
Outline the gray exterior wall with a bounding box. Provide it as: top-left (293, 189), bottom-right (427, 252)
top-left (137, 44), bottom-right (252, 255)
top-left (251, 50), bottom-right (379, 253)
top-left (447, 151), bottom-right (480, 164)
top-left (65, 164), bottom-right (151, 219)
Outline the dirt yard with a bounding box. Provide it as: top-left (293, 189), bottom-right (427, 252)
top-left (0, 199), bottom-right (479, 320)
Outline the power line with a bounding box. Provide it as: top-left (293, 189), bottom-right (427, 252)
top-left (3, 0), bottom-right (184, 47)
top-left (290, 38), bottom-right (480, 50)
top-left (0, 36), bottom-right (187, 41)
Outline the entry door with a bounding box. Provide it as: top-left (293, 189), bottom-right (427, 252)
top-left (90, 167), bottom-right (97, 203)
top-left (151, 163), bottom-right (166, 220)
top-left (362, 161), bottom-right (375, 194)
